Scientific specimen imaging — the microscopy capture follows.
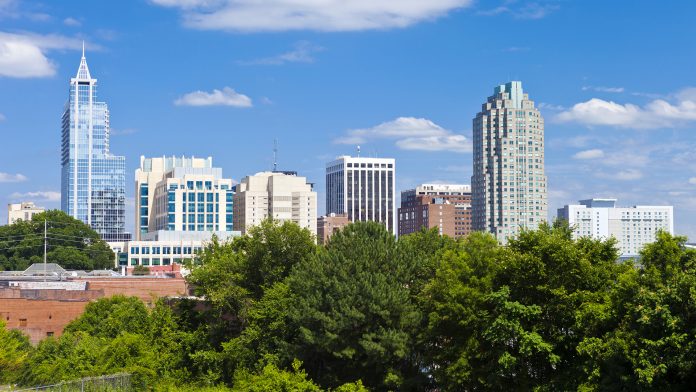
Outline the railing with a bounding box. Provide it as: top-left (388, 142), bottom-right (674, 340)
top-left (9, 373), bottom-right (131, 391)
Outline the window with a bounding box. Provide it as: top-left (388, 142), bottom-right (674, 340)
top-left (46, 332), bottom-right (54, 337)
top-left (19, 318), bottom-right (27, 327)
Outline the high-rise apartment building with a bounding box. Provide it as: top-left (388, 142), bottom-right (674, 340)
top-left (8, 202), bottom-right (45, 225)
top-left (233, 171), bottom-right (317, 236)
top-left (558, 198), bottom-right (673, 258)
top-left (60, 47), bottom-right (129, 241)
top-left (398, 184), bottom-right (472, 238)
top-left (472, 81), bottom-right (547, 243)
top-left (325, 156), bottom-right (396, 234)
top-left (134, 156), bottom-right (235, 240)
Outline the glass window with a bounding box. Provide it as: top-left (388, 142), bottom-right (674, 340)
top-left (142, 258), bottom-right (150, 266)
top-left (197, 193), bottom-right (204, 202)
top-left (207, 204), bottom-right (214, 212)
top-left (188, 192), bottom-right (195, 202)
top-left (163, 258), bottom-right (171, 266)
top-left (205, 181), bottom-right (212, 190)
top-left (187, 181), bottom-right (194, 189)
top-left (163, 246), bottom-right (171, 254)
top-left (196, 181), bottom-right (203, 190)
top-left (130, 258), bottom-right (138, 266)
top-left (152, 258), bottom-right (161, 266)
top-left (207, 193), bottom-right (214, 202)
top-left (141, 247), bottom-right (150, 255)
top-left (130, 247), bottom-right (139, 254)
top-left (168, 192), bottom-right (175, 202)
top-left (206, 214), bottom-right (213, 223)
top-left (152, 247), bottom-right (160, 255)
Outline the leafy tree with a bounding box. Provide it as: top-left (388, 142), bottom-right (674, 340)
top-left (0, 320), bottom-right (32, 384)
top-left (132, 265), bottom-right (151, 275)
top-left (0, 210), bottom-right (113, 271)
top-left (65, 296), bottom-right (151, 339)
top-left (285, 221), bottom-right (421, 390)
top-left (231, 360), bottom-right (321, 392)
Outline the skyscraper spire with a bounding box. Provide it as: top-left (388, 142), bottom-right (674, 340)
top-left (76, 42), bottom-right (91, 80)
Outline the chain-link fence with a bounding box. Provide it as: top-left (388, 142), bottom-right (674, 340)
top-left (9, 373), bottom-right (131, 392)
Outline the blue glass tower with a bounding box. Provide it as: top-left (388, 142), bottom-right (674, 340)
top-left (61, 46), bottom-right (130, 241)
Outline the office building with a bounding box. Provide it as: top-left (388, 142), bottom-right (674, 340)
top-left (558, 198), bottom-right (674, 258)
top-left (60, 47), bottom-right (129, 241)
top-left (134, 156), bottom-right (235, 240)
top-left (398, 184), bottom-right (472, 238)
top-left (233, 171), bottom-right (317, 235)
top-left (472, 81), bottom-right (547, 244)
top-left (8, 202), bottom-right (45, 225)
top-left (317, 213), bottom-right (350, 245)
top-left (325, 156), bottom-right (396, 234)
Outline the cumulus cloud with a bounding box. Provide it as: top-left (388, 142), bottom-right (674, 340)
top-left (556, 88), bottom-right (696, 129)
top-left (174, 87), bottom-right (252, 107)
top-left (0, 31), bottom-right (84, 78)
top-left (335, 117), bottom-right (471, 153)
top-left (0, 172), bottom-right (27, 182)
top-left (151, 0), bottom-right (474, 32)
top-left (573, 149), bottom-right (604, 160)
top-left (63, 17), bottom-right (81, 26)
top-left (238, 41), bottom-right (323, 65)
top-left (581, 85), bottom-right (625, 93)
top-left (597, 169), bottom-right (643, 181)
top-left (689, 177), bottom-right (696, 185)
top-left (9, 191), bottom-right (60, 201)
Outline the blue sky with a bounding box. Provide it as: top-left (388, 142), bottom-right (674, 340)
top-left (1, 0), bottom-right (696, 239)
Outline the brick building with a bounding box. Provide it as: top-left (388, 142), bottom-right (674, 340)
top-left (317, 213), bottom-right (350, 245)
top-left (398, 184), bottom-right (472, 238)
top-left (0, 264), bottom-right (187, 344)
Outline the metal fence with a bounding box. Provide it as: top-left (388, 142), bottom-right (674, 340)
top-left (10, 373), bottom-right (132, 392)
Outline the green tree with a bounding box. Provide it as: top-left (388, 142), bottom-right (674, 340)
top-left (0, 210), bottom-right (113, 271)
top-left (231, 360), bottom-right (321, 392)
top-left (285, 222), bottom-right (421, 390)
top-left (0, 320), bottom-right (32, 384)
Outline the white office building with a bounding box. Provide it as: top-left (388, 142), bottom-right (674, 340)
top-left (233, 171), bottom-right (317, 235)
top-left (557, 198), bottom-right (674, 258)
top-left (471, 81), bottom-right (548, 244)
top-left (326, 156), bottom-right (396, 234)
top-left (8, 202), bottom-right (45, 225)
top-left (135, 156), bottom-right (235, 240)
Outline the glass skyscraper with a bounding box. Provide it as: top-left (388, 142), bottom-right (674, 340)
top-left (61, 47), bottom-right (130, 241)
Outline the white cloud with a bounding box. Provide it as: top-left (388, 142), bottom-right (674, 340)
top-left (478, 1), bottom-right (559, 19)
top-left (63, 17), bottom-right (81, 27)
top-left (0, 172), bottom-right (27, 182)
top-left (239, 41), bottom-right (323, 65)
top-left (537, 102), bottom-right (565, 111)
top-left (573, 149), bottom-right (604, 160)
top-left (582, 85), bottom-right (625, 93)
top-left (597, 169), bottom-right (643, 181)
top-left (335, 117), bottom-right (471, 153)
top-left (556, 88), bottom-right (696, 129)
top-left (689, 177), bottom-right (696, 185)
top-left (9, 191), bottom-right (60, 201)
top-left (151, 0), bottom-right (474, 32)
top-left (174, 87), bottom-right (252, 107)
top-left (0, 31), bottom-right (84, 78)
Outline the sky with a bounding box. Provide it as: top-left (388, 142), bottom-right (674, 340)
top-left (1, 0), bottom-right (696, 239)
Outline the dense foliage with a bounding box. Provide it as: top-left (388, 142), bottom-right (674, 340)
top-left (3, 219), bottom-right (696, 391)
top-left (0, 209), bottom-right (114, 271)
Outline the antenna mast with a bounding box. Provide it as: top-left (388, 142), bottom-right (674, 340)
top-left (273, 139), bottom-right (278, 171)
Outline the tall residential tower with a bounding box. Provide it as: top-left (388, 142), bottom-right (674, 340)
top-left (471, 81), bottom-right (547, 243)
top-left (61, 47), bottom-right (129, 241)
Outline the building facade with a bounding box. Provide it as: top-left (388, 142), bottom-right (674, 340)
top-left (233, 171), bottom-right (317, 235)
top-left (472, 81), bottom-right (547, 244)
top-left (398, 184), bottom-right (472, 238)
top-left (8, 202), bottom-right (45, 225)
top-left (557, 198), bottom-right (674, 258)
top-left (317, 213), bottom-right (350, 245)
top-left (135, 156), bottom-right (235, 240)
top-left (325, 156), bottom-right (396, 234)
top-left (60, 48), bottom-right (129, 241)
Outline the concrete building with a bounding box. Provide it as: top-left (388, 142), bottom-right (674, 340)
top-left (472, 81), bottom-right (547, 244)
top-left (135, 156), bottom-right (235, 240)
top-left (325, 156), bottom-right (396, 234)
top-left (8, 202), bottom-right (45, 224)
top-left (398, 184), bottom-right (472, 238)
top-left (60, 46), bottom-right (129, 241)
top-left (557, 198), bottom-right (674, 258)
top-left (233, 171), bottom-right (317, 236)
top-left (317, 213), bottom-right (350, 245)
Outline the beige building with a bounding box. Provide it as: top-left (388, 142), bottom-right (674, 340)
top-left (472, 81), bottom-right (547, 244)
top-left (135, 156), bottom-right (235, 240)
top-left (233, 171), bottom-right (317, 236)
top-left (8, 202), bottom-right (45, 224)
top-left (317, 213), bottom-right (350, 245)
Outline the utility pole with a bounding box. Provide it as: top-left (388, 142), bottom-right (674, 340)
top-left (43, 219), bottom-right (47, 281)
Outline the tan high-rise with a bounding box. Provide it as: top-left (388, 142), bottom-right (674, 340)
top-left (471, 81), bottom-right (547, 243)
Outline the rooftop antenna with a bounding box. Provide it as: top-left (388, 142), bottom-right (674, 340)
top-left (273, 139), bottom-right (278, 171)
top-left (357, 145), bottom-right (361, 158)
top-left (82, 40), bottom-right (85, 58)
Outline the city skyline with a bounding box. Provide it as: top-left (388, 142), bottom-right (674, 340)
top-left (1, 1), bottom-right (695, 239)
